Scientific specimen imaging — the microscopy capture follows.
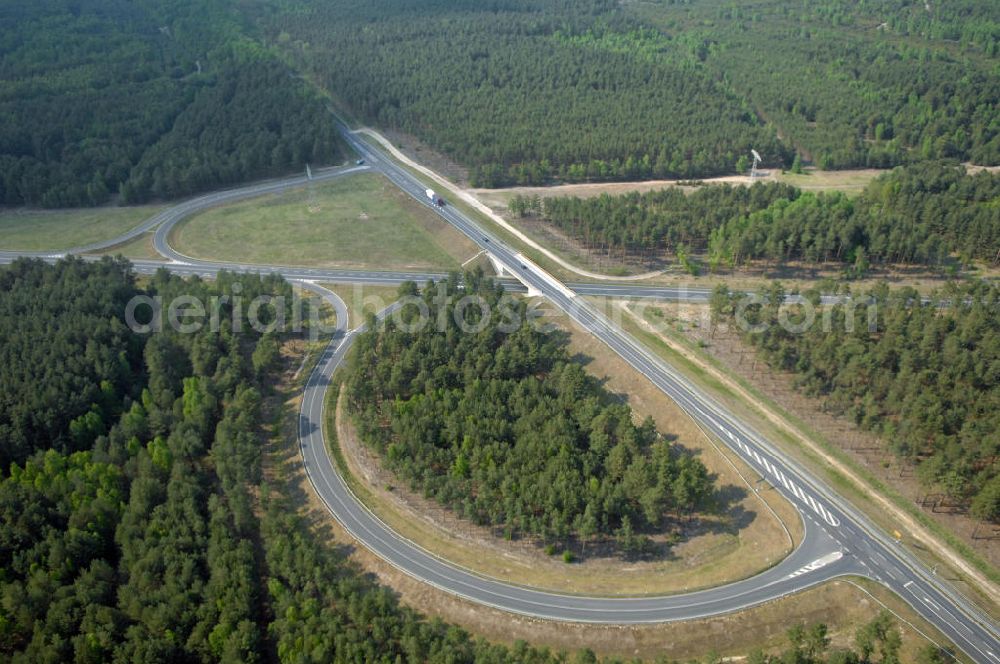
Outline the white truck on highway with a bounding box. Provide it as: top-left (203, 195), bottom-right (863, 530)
top-left (425, 188), bottom-right (445, 207)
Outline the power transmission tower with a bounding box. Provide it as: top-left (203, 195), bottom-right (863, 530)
top-left (306, 164), bottom-right (321, 213)
top-left (749, 149), bottom-right (762, 183)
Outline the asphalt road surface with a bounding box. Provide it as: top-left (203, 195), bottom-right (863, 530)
top-left (298, 284), bottom-right (853, 623)
top-left (1, 132), bottom-right (996, 661)
top-left (339, 125), bottom-right (1000, 662)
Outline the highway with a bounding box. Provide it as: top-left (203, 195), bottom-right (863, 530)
top-left (1, 129), bottom-right (997, 661)
top-left (298, 283), bottom-right (854, 622)
top-left (339, 125), bottom-right (1000, 662)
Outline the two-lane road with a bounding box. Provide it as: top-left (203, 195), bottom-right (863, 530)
top-left (1, 127), bottom-right (996, 661)
top-left (341, 125), bottom-right (1000, 662)
top-left (0, 164), bottom-right (368, 262)
top-left (297, 285), bottom-right (856, 623)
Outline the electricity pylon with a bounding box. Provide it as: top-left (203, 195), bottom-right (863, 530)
top-left (750, 149), bottom-right (762, 182)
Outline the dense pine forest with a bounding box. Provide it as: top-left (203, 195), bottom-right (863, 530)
top-left (0, 258), bottom-right (286, 660)
top-left (0, 258), bottom-right (568, 662)
top-left (633, 0), bottom-right (1000, 170)
top-left (4, 0), bottom-right (996, 207)
top-left (520, 181), bottom-right (799, 266)
top-left (345, 274), bottom-right (715, 551)
top-left (0, 257), bottom-right (142, 469)
top-left (711, 280), bottom-right (1000, 523)
top-left (259, 0), bottom-right (997, 185)
top-left (6, 0), bottom-right (995, 206)
top-left (523, 162), bottom-right (1000, 269)
top-left (261, 0), bottom-right (790, 187)
top-left (0, 0), bottom-right (341, 208)
top-left (0, 260), bottom-right (943, 662)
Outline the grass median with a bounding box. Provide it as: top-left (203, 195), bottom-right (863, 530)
top-left (172, 172), bottom-right (480, 271)
top-left (0, 205), bottom-right (163, 251)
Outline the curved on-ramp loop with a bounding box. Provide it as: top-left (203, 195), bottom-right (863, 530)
top-left (292, 286), bottom-right (855, 625)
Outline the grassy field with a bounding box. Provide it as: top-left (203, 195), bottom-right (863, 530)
top-left (172, 173), bottom-right (480, 271)
top-left (775, 168), bottom-right (882, 194)
top-left (96, 232), bottom-right (161, 260)
top-left (319, 283), bottom-right (401, 330)
top-left (472, 166), bottom-right (882, 208)
top-left (353, 132), bottom-right (593, 281)
top-left (0, 205), bottom-right (163, 251)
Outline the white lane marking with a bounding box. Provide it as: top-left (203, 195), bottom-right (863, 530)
top-left (901, 582), bottom-right (984, 643)
top-left (726, 434), bottom-right (840, 527)
top-left (788, 551), bottom-right (843, 578)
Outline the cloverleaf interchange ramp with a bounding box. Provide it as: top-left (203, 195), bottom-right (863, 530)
top-left (340, 127), bottom-right (1000, 662)
top-left (298, 287), bottom-right (847, 622)
top-left (0, 123), bottom-right (997, 663)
